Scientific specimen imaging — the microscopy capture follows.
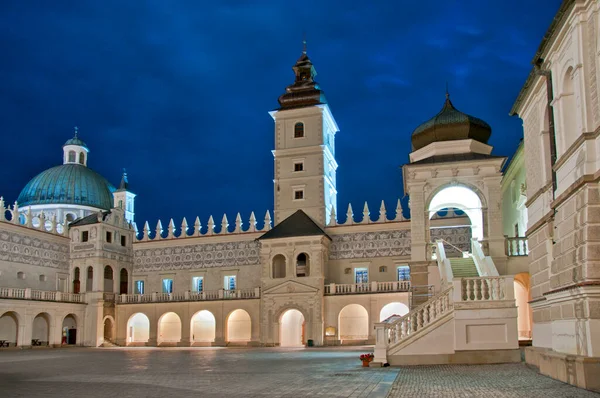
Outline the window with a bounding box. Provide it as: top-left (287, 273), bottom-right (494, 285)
top-left (398, 265), bottom-right (410, 281)
top-left (162, 279), bottom-right (173, 294)
top-left (68, 151), bottom-right (76, 163)
top-left (81, 231), bottom-right (89, 242)
top-left (118, 200), bottom-right (123, 209)
top-left (272, 255), bottom-right (286, 278)
top-left (135, 280), bottom-right (145, 295)
top-left (121, 235), bottom-right (126, 247)
top-left (106, 231), bottom-right (112, 243)
top-left (294, 190), bottom-right (304, 200)
top-left (192, 276), bottom-right (204, 292)
top-left (79, 152), bottom-right (85, 165)
top-left (355, 268), bottom-right (368, 284)
top-left (17, 271), bottom-right (25, 280)
top-left (294, 162), bottom-right (304, 172)
top-left (39, 275), bottom-right (46, 282)
top-left (296, 253), bottom-right (309, 277)
top-left (294, 122), bottom-right (304, 138)
top-left (224, 275), bottom-right (236, 290)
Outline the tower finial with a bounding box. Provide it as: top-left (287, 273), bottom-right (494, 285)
top-left (302, 33), bottom-right (307, 55)
top-left (445, 82), bottom-right (449, 99)
top-left (74, 126), bottom-right (79, 138)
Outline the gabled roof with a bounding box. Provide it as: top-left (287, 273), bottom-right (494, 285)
top-left (259, 210), bottom-right (329, 240)
top-left (69, 211), bottom-right (110, 227)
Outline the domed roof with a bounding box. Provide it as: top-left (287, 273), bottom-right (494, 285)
top-left (63, 136), bottom-right (88, 149)
top-left (17, 164), bottom-right (115, 210)
top-left (411, 94), bottom-right (491, 151)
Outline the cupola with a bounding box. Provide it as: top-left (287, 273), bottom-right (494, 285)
top-left (63, 126), bottom-right (89, 166)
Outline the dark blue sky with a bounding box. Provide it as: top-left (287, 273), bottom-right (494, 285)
top-left (0, 1), bottom-right (560, 231)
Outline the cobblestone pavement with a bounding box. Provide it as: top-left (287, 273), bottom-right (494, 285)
top-left (0, 346), bottom-right (397, 398)
top-left (388, 363), bottom-right (599, 398)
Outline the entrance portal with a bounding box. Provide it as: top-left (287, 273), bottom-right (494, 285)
top-left (280, 309), bottom-right (304, 347)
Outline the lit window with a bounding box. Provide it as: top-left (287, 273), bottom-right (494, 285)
top-left (106, 231), bottom-right (112, 243)
top-left (224, 275), bottom-right (236, 290)
top-left (294, 122), bottom-right (304, 138)
top-left (398, 266), bottom-right (410, 281)
top-left (355, 268), bottom-right (368, 284)
top-left (294, 190), bottom-right (304, 200)
top-left (135, 280), bottom-right (145, 294)
top-left (192, 276), bottom-right (204, 292)
top-left (81, 231), bottom-right (89, 242)
top-left (294, 162), bottom-right (304, 172)
top-left (162, 279), bottom-right (173, 294)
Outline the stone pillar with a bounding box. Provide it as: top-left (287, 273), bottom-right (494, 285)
top-left (484, 176), bottom-right (506, 260)
top-left (147, 317), bottom-right (158, 347)
top-left (409, 185), bottom-right (428, 262)
top-left (372, 322), bottom-right (388, 366)
top-left (17, 313), bottom-right (32, 348)
top-left (213, 311), bottom-right (225, 346)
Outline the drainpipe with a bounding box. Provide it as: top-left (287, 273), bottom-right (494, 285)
top-left (534, 59), bottom-right (557, 200)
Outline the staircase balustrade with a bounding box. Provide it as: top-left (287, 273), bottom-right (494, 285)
top-left (505, 237), bottom-right (529, 256)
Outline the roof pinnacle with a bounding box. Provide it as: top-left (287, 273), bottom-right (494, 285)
top-left (74, 126), bottom-right (79, 138)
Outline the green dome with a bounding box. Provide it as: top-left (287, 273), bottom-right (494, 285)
top-left (411, 95), bottom-right (491, 151)
top-left (17, 164), bottom-right (115, 210)
top-left (63, 137), bottom-right (88, 149)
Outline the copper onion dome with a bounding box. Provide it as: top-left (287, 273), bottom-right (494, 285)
top-left (411, 93), bottom-right (492, 151)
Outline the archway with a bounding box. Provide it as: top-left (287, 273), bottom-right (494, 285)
top-left (280, 309), bottom-right (305, 347)
top-left (0, 311), bottom-right (19, 347)
top-left (119, 268), bottom-right (128, 294)
top-left (338, 304), bottom-right (369, 342)
top-left (158, 312), bottom-right (181, 345)
top-left (514, 273), bottom-right (532, 340)
top-left (127, 313), bottom-right (150, 344)
top-left (62, 314), bottom-right (77, 345)
top-left (190, 310), bottom-right (216, 344)
top-left (104, 266), bottom-right (114, 292)
top-left (429, 185), bottom-right (483, 241)
top-left (103, 317), bottom-right (114, 342)
top-left (226, 309), bottom-right (251, 343)
top-left (32, 313), bottom-right (50, 345)
top-left (379, 302), bottom-right (410, 322)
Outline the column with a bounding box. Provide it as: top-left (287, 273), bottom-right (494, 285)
top-left (409, 184), bottom-right (428, 262)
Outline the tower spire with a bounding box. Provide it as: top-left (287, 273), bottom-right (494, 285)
top-left (302, 33), bottom-right (307, 55)
top-left (74, 126), bottom-right (79, 138)
top-left (118, 168), bottom-right (129, 190)
top-left (445, 82), bottom-right (449, 99)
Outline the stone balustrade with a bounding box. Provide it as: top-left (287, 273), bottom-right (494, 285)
top-left (505, 236), bottom-right (528, 256)
top-left (0, 287), bottom-right (84, 303)
top-left (324, 281), bottom-right (411, 295)
top-left (115, 287), bottom-right (261, 304)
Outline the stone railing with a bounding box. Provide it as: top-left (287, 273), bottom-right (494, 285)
top-left (505, 237), bottom-right (528, 256)
top-left (457, 276), bottom-right (512, 302)
top-left (324, 281), bottom-right (411, 295)
top-left (115, 287), bottom-right (260, 304)
top-left (0, 287), bottom-right (84, 303)
top-left (471, 238), bottom-right (499, 276)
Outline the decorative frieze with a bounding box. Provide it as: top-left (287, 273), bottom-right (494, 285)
top-left (133, 240), bottom-right (260, 271)
top-left (329, 230), bottom-right (411, 260)
top-left (0, 229), bottom-right (69, 269)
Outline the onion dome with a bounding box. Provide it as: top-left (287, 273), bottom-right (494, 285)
top-left (17, 164), bottom-right (116, 210)
top-left (277, 41), bottom-right (327, 110)
top-left (411, 93), bottom-right (492, 151)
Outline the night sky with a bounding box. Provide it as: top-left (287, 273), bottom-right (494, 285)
top-left (0, 1), bottom-right (560, 232)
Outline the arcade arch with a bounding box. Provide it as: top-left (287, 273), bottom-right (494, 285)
top-left (32, 313), bottom-right (50, 344)
top-left (338, 304), bottom-right (369, 341)
top-left (429, 185), bottom-right (483, 240)
top-left (0, 311), bottom-right (19, 346)
top-left (280, 309), bottom-right (305, 347)
top-left (62, 314), bottom-right (78, 345)
top-left (127, 313), bottom-right (150, 344)
top-left (158, 312), bottom-right (181, 344)
top-left (514, 273), bottom-right (533, 340)
top-left (226, 309), bottom-right (251, 343)
top-left (190, 310), bottom-right (216, 344)
top-left (379, 302), bottom-right (410, 322)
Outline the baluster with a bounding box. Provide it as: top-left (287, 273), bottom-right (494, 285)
top-left (465, 279), bottom-right (472, 301)
top-left (494, 278), bottom-right (501, 300)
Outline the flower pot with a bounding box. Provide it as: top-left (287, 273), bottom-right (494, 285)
top-left (362, 360), bottom-right (371, 367)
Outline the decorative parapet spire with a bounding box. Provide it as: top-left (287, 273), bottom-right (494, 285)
top-left (329, 206), bottom-right (337, 226)
top-left (12, 202), bottom-right (19, 224)
top-left (378, 200), bottom-right (387, 223)
top-left (194, 216), bottom-right (201, 236)
top-left (155, 220), bottom-right (163, 240)
top-left (277, 39), bottom-right (327, 110)
top-left (362, 202), bottom-right (370, 224)
top-left (395, 199), bottom-right (405, 221)
top-left (142, 221), bottom-right (150, 241)
top-left (167, 219), bottom-right (176, 239)
top-left (25, 208), bottom-right (33, 227)
top-left (234, 213), bottom-right (242, 233)
top-left (181, 217), bottom-right (188, 237)
top-left (345, 203), bottom-right (354, 225)
top-left (263, 210), bottom-right (272, 231)
top-left (220, 214), bottom-right (229, 234)
top-left (248, 211), bottom-right (257, 232)
top-left (0, 197), bottom-right (4, 222)
top-left (206, 215), bottom-right (215, 235)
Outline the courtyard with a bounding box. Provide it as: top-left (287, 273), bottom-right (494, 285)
top-left (0, 347), bottom-right (596, 397)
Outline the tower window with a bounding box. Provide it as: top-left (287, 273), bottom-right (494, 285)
top-left (294, 122), bottom-right (304, 138)
top-left (294, 162), bottom-right (304, 172)
top-left (294, 190), bottom-right (304, 200)
top-left (79, 152), bottom-right (85, 165)
top-left (81, 231), bottom-right (89, 242)
top-left (121, 235), bottom-right (126, 246)
top-left (68, 151), bottom-right (76, 163)
top-left (106, 231), bottom-right (112, 243)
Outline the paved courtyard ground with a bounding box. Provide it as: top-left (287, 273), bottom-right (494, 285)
top-left (0, 347), bottom-right (596, 397)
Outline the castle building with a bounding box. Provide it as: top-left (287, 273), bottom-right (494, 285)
top-left (0, 1), bottom-right (596, 391)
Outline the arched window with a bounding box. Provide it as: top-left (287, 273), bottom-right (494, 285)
top-left (79, 152), bottom-right (85, 165)
top-left (104, 266), bottom-right (113, 280)
top-left (294, 122), bottom-right (304, 138)
top-left (272, 254), bottom-right (286, 278)
top-left (296, 253), bottom-right (309, 277)
top-left (560, 67), bottom-right (576, 154)
top-left (68, 151), bottom-right (76, 163)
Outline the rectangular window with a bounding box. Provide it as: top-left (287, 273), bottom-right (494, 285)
top-left (224, 275), bottom-right (236, 290)
top-left (397, 265), bottom-right (411, 281)
top-left (294, 162), bottom-right (304, 172)
top-left (192, 276), bottom-right (204, 292)
top-left (81, 231), bottom-right (89, 242)
top-left (355, 268), bottom-right (368, 284)
top-left (162, 278), bottom-right (173, 294)
top-left (121, 236), bottom-right (126, 246)
top-left (135, 280), bottom-right (145, 295)
top-left (106, 231), bottom-right (112, 243)
top-left (294, 190), bottom-right (304, 200)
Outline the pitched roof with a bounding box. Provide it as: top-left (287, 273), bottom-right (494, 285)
top-left (409, 153), bottom-right (506, 165)
top-left (259, 210), bottom-right (329, 240)
top-left (69, 211), bottom-right (109, 227)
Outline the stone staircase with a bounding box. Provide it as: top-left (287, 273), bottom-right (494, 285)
top-left (449, 257), bottom-right (478, 277)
